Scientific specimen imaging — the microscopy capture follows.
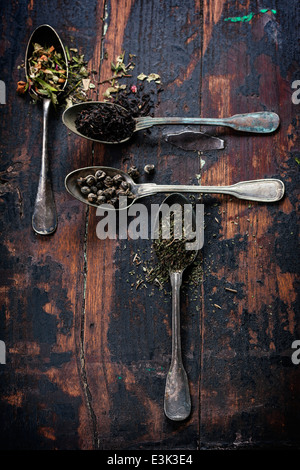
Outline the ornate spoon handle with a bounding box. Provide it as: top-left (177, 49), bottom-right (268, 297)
top-left (164, 271), bottom-right (191, 421)
top-left (135, 111), bottom-right (280, 133)
top-left (137, 179), bottom-right (285, 203)
top-left (32, 98), bottom-right (57, 235)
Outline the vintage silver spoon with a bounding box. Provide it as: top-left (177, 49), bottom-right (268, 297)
top-left (153, 193), bottom-right (200, 420)
top-left (25, 24), bottom-right (68, 235)
top-left (64, 166), bottom-right (285, 209)
top-left (62, 101), bottom-right (280, 144)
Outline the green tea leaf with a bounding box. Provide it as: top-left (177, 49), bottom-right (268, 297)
top-left (137, 73), bottom-right (147, 81)
top-left (35, 78), bottom-right (58, 92)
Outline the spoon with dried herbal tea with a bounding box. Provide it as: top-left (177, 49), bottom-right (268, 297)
top-left (153, 193), bottom-right (200, 420)
top-left (62, 101), bottom-right (280, 144)
top-left (65, 166), bottom-right (285, 210)
top-left (24, 24), bottom-right (68, 234)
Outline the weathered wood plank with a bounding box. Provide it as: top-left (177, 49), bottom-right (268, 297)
top-left (0, 0), bottom-right (103, 450)
top-left (199, 1), bottom-right (300, 448)
top-left (82, 0), bottom-right (204, 450)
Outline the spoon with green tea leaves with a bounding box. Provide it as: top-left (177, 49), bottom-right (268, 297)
top-left (153, 193), bottom-right (200, 420)
top-left (65, 166), bottom-right (285, 210)
top-left (25, 24), bottom-right (68, 235)
top-left (62, 101), bottom-right (280, 144)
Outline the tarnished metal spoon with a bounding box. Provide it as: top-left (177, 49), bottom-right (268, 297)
top-left (64, 166), bottom-right (285, 210)
top-left (62, 101), bottom-right (280, 144)
top-left (153, 193), bottom-right (200, 420)
top-left (25, 24), bottom-right (68, 235)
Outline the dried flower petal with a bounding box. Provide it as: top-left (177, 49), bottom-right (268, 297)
top-left (16, 81), bottom-right (27, 94)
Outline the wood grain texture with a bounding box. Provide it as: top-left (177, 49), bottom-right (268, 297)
top-left (0, 0), bottom-right (299, 450)
top-left (199, 0), bottom-right (300, 449)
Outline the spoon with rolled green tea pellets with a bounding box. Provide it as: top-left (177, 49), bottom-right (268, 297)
top-left (65, 166), bottom-right (285, 210)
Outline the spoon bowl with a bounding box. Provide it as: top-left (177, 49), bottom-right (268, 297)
top-left (65, 166), bottom-right (137, 208)
top-left (62, 101), bottom-right (280, 145)
top-left (25, 24), bottom-right (68, 98)
top-left (65, 166), bottom-right (285, 210)
top-left (62, 102), bottom-right (132, 144)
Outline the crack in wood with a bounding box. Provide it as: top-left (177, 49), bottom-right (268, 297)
top-left (78, 0), bottom-right (110, 450)
top-left (79, 205), bottom-right (99, 447)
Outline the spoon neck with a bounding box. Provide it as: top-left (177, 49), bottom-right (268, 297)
top-left (170, 271), bottom-right (183, 286)
top-left (41, 98), bottom-right (51, 175)
top-left (135, 116), bottom-right (226, 131)
top-left (136, 183), bottom-right (158, 196)
top-left (138, 183), bottom-right (229, 195)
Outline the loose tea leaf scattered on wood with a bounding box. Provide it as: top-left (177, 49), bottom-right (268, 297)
top-left (128, 244), bottom-right (203, 294)
top-left (127, 166), bottom-right (140, 180)
top-left (102, 52), bottom-right (133, 98)
top-left (63, 46), bottom-right (91, 106)
top-left (144, 164), bottom-right (155, 174)
top-left (98, 52), bottom-right (163, 133)
top-left (111, 83), bottom-right (157, 118)
top-left (75, 103), bottom-right (136, 142)
top-left (145, 255), bottom-right (203, 291)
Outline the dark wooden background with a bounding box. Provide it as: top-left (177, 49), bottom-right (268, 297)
top-left (0, 0), bottom-right (299, 450)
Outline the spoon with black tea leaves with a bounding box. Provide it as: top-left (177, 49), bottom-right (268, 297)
top-left (25, 24), bottom-right (68, 235)
top-left (62, 101), bottom-right (280, 144)
top-left (64, 166), bottom-right (285, 210)
top-left (153, 193), bottom-right (200, 420)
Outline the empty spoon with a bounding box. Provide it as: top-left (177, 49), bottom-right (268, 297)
top-left (64, 166), bottom-right (285, 210)
top-left (62, 101), bottom-right (280, 144)
top-left (25, 24), bottom-right (68, 234)
top-left (153, 193), bottom-right (200, 420)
